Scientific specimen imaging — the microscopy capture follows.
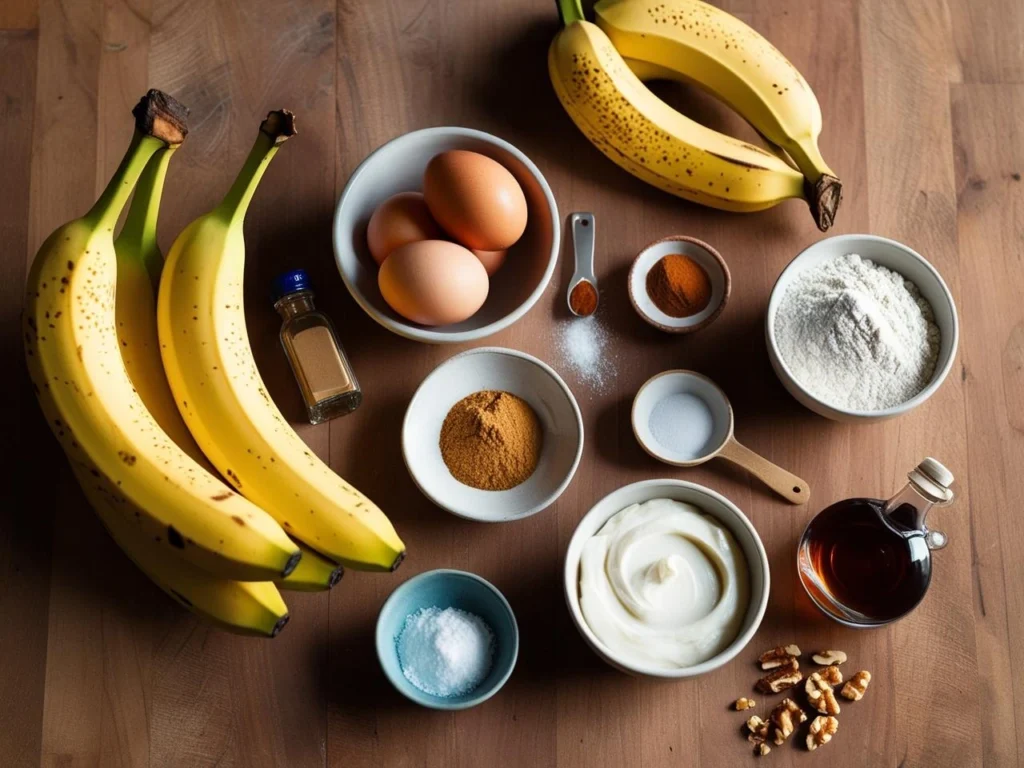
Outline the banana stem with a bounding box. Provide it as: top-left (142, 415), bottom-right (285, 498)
top-left (84, 90), bottom-right (189, 233)
top-left (84, 133), bottom-right (166, 232)
top-left (117, 146), bottom-right (175, 286)
top-left (132, 89), bottom-right (189, 147)
top-left (806, 175), bottom-right (842, 232)
top-left (215, 110), bottom-right (296, 227)
top-left (557, 0), bottom-right (586, 25)
top-left (784, 138), bottom-right (842, 231)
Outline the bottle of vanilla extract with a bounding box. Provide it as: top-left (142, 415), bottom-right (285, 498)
top-left (273, 269), bottom-right (361, 424)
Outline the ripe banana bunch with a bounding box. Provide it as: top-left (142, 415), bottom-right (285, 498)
top-left (23, 91), bottom-right (301, 589)
top-left (549, 0), bottom-right (841, 230)
top-left (158, 111), bottom-right (406, 574)
top-left (24, 93), bottom-right (372, 635)
top-left (114, 126), bottom-right (305, 632)
top-left (116, 110), bottom-right (363, 591)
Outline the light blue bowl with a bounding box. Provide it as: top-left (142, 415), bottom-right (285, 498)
top-left (375, 569), bottom-right (519, 710)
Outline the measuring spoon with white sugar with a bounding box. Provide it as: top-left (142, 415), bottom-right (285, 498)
top-left (632, 370), bottom-right (810, 504)
top-left (567, 212), bottom-right (598, 317)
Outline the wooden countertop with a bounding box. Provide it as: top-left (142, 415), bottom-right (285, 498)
top-left (2, 0), bottom-right (1021, 766)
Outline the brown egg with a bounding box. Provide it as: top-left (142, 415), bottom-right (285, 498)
top-left (378, 240), bottom-right (489, 326)
top-left (366, 192), bottom-right (443, 266)
top-left (423, 150), bottom-right (528, 251)
top-left (471, 248), bottom-right (507, 276)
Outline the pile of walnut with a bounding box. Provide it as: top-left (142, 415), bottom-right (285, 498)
top-left (732, 645), bottom-right (872, 757)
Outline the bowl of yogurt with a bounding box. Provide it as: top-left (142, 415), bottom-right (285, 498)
top-left (563, 479), bottom-right (769, 678)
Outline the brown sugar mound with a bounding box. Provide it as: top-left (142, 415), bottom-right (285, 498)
top-left (439, 390), bottom-right (543, 491)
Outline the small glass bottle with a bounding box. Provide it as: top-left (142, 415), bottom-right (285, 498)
top-left (797, 458), bottom-right (955, 627)
top-left (273, 269), bottom-right (361, 424)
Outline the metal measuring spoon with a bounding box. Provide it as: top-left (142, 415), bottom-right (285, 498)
top-left (567, 212), bottom-right (598, 317)
top-left (632, 369), bottom-right (810, 504)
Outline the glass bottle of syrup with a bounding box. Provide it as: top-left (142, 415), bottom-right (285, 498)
top-left (797, 458), bottom-right (955, 627)
top-left (273, 269), bottom-right (362, 425)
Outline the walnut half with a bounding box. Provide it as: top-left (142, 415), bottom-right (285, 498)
top-left (841, 670), bottom-right (872, 701)
top-left (805, 671), bottom-right (841, 715)
top-left (746, 715), bottom-right (770, 745)
top-left (769, 698), bottom-right (807, 746)
top-left (820, 664), bottom-right (843, 686)
top-left (756, 659), bottom-right (803, 694)
top-left (811, 649), bottom-right (848, 666)
top-left (806, 715), bottom-right (839, 751)
top-left (758, 644), bottom-right (801, 670)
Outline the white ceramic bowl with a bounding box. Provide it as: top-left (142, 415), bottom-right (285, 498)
top-left (766, 234), bottom-right (959, 422)
top-left (628, 236), bottom-right (731, 333)
top-left (333, 127), bottom-right (559, 344)
top-left (402, 348), bottom-right (583, 522)
top-left (563, 479), bottom-right (769, 678)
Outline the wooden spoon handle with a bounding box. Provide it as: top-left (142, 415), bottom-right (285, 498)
top-left (717, 438), bottom-right (810, 505)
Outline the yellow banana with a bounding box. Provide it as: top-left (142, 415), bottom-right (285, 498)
top-left (549, 16), bottom-right (808, 215)
top-left (158, 111), bottom-right (406, 573)
top-left (23, 91), bottom-right (301, 583)
top-left (593, 0), bottom-right (841, 230)
top-left (114, 146), bottom-right (213, 468)
top-left (277, 539), bottom-right (344, 592)
top-left (73, 464), bottom-right (289, 637)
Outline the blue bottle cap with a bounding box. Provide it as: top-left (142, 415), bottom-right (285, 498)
top-left (272, 269), bottom-right (311, 302)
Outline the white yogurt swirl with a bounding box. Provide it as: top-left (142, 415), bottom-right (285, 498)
top-left (579, 498), bottom-right (750, 669)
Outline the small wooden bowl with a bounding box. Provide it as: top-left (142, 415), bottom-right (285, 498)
top-left (628, 236), bottom-right (731, 334)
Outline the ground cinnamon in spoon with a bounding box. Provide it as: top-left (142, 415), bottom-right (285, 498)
top-left (439, 390), bottom-right (543, 491)
top-left (646, 254), bottom-right (712, 317)
top-left (569, 279), bottom-right (598, 316)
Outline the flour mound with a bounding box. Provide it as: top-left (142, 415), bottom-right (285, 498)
top-left (774, 254), bottom-right (940, 411)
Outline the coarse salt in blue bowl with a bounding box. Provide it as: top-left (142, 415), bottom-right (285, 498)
top-left (375, 569), bottom-right (519, 710)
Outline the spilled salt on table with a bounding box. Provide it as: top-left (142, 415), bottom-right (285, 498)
top-left (649, 393), bottom-right (715, 459)
top-left (397, 606), bottom-right (494, 697)
top-left (553, 315), bottom-right (615, 393)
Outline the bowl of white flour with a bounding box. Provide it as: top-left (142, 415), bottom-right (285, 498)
top-left (766, 235), bottom-right (958, 422)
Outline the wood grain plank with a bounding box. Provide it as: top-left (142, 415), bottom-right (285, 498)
top-left (0, 0), bottom-right (38, 30)
top-left (0, 19), bottom-right (48, 768)
top-left (146, 0), bottom-right (232, 241)
top-left (951, 82), bottom-right (1024, 768)
top-left (148, 622), bottom-right (241, 766)
top-left (950, 0), bottom-right (1024, 85)
top-left (27, 0), bottom-right (108, 766)
top-left (97, 0), bottom-right (151, 194)
top-left (861, 1), bottom-right (982, 767)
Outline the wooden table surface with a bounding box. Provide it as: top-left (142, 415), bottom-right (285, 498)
top-left (3, 0), bottom-right (1022, 766)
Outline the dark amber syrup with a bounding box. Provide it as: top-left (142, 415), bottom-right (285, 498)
top-left (799, 498), bottom-right (931, 624)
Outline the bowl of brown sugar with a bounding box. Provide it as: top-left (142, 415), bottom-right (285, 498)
top-left (628, 236), bottom-right (731, 333)
top-left (402, 347), bottom-right (584, 522)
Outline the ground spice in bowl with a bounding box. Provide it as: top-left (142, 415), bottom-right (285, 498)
top-left (439, 390), bottom-right (543, 491)
top-left (646, 254), bottom-right (712, 317)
